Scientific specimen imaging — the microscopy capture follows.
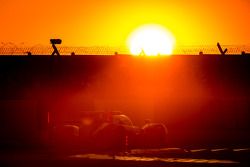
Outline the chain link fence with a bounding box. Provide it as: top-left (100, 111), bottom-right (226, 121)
top-left (0, 43), bottom-right (250, 56)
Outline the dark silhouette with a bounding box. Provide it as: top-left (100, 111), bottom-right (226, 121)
top-left (27, 52), bottom-right (32, 56)
top-left (50, 39), bottom-right (62, 56)
top-left (217, 42), bottom-right (228, 55)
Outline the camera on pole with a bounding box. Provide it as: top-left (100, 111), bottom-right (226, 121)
top-left (50, 39), bottom-right (62, 56)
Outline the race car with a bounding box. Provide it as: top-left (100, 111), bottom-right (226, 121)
top-left (51, 111), bottom-right (168, 152)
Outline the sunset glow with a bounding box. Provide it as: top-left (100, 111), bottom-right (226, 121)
top-left (0, 1), bottom-right (249, 47)
top-left (128, 25), bottom-right (175, 56)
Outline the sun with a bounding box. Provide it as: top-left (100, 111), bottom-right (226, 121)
top-left (127, 24), bottom-right (175, 56)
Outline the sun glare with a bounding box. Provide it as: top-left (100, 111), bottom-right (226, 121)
top-left (127, 24), bottom-right (175, 56)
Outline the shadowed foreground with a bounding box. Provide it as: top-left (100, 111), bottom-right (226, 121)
top-left (0, 54), bottom-right (250, 166)
top-left (1, 147), bottom-right (250, 167)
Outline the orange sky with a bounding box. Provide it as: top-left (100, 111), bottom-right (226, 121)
top-left (1, 0), bottom-right (250, 47)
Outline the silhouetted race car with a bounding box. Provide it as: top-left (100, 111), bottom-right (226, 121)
top-left (51, 111), bottom-right (168, 152)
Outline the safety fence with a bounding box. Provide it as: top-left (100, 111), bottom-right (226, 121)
top-left (0, 43), bottom-right (250, 56)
